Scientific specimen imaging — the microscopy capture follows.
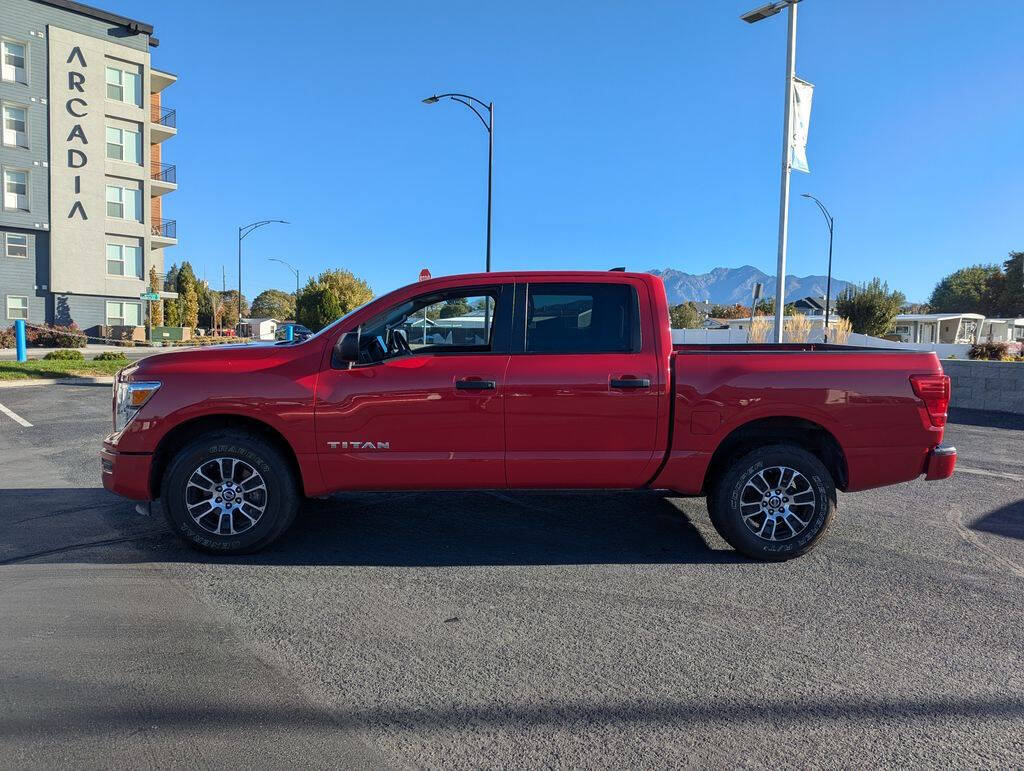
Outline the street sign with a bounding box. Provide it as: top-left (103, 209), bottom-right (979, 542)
top-left (418, 268), bottom-right (431, 282)
top-left (158, 291), bottom-right (179, 299)
top-left (140, 292), bottom-right (160, 301)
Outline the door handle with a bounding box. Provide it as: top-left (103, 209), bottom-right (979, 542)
top-left (610, 377), bottom-right (651, 389)
top-left (456, 379), bottom-right (497, 391)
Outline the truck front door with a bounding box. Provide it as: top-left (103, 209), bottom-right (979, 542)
top-left (315, 283), bottom-right (512, 490)
top-left (504, 280), bottom-right (663, 488)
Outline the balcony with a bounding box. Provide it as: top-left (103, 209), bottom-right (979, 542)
top-left (150, 217), bottom-right (177, 249)
top-left (150, 162), bottom-right (177, 196)
top-left (150, 104), bottom-right (177, 143)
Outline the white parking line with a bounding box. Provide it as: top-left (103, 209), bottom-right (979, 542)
top-left (956, 465), bottom-right (1024, 483)
top-left (0, 402), bottom-right (32, 427)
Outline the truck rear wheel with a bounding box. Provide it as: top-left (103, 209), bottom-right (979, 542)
top-left (708, 444), bottom-right (835, 561)
top-left (161, 430), bottom-right (299, 555)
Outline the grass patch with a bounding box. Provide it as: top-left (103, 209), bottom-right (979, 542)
top-left (0, 359), bottom-right (125, 381)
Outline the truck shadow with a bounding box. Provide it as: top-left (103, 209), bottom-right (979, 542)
top-left (0, 488), bottom-right (744, 567)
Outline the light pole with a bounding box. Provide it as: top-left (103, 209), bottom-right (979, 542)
top-left (801, 193), bottom-right (834, 343)
top-left (741, 0), bottom-right (802, 343)
top-left (268, 257), bottom-right (300, 296)
top-left (422, 93), bottom-right (493, 273)
top-left (238, 220), bottom-right (288, 328)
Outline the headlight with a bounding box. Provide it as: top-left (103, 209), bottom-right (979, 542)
top-left (114, 381), bottom-right (161, 433)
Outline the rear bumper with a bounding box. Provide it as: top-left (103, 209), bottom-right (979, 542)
top-left (101, 446), bottom-right (154, 500)
top-left (924, 445), bottom-right (957, 481)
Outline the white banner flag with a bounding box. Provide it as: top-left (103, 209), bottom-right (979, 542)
top-left (790, 77), bottom-right (814, 173)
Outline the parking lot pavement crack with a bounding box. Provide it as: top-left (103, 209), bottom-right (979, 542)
top-left (948, 505), bottom-right (1024, 580)
top-left (0, 531), bottom-right (169, 566)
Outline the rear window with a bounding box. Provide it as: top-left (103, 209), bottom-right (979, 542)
top-left (526, 283), bottom-right (640, 353)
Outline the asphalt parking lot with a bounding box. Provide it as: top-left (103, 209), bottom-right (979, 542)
top-left (1, 383), bottom-right (1021, 768)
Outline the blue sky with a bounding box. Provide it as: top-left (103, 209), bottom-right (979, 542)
top-left (118, 0), bottom-right (1022, 302)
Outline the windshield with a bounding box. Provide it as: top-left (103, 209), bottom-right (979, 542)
top-left (306, 299), bottom-right (377, 341)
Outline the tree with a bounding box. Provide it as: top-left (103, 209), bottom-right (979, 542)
top-left (669, 302), bottom-right (702, 329)
top-left (295, 282), bottom-right (342, 332)
top-left (834, 278), bottom-right (906, 337)
top-left (251, 289), bottom-right (296, 320)
top-left (993, 251), bottom-right (1023, 317)
top-left (928, 264), bottom-right (1001, 315)
top-left (753, 297), bottom-right (798, 317)
top-left (710, 303), bottom-right (748, 319)
top-left (148, 266), bottom-right (163, 327)
top-left (438, 298), bottom-right (471, 319)
top-left (174, 262), bottom-right (199, 328)
top-left (197, 284), bottom-right (215, 329)
top-left (295, 269), bottom-right (373, 331)
top-left (217, 291), bottom-right (247, 330)
top-left (182, 282), bottom-right (199, 329)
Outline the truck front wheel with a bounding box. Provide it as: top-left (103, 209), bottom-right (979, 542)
top-left (161, 430), bottom-right (299, 555)
top-left (708, 444), bottom-right (836, 561)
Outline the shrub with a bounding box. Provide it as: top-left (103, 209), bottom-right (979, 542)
top-left (29, 323), bottom-right (88, 348)
top-left (43, 348), bottom-right (85, 360)
top-left (0, 326), bottom-right (13, 348)
top-left (93, 351), bottom-right (128, 361)
top-left (969, 341), bottom-right (1010, 360)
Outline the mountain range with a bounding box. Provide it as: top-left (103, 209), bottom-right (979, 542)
top-left (648, 266), bottom-right (853, 306)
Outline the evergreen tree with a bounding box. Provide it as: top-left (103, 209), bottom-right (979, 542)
top-left (834, 278), bottom-right (906, 336)
top-left (148, 266), bottom-right (163, 327)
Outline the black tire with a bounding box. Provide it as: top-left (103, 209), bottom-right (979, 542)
top-left (161, 430), bottom-right (299, 555)
top-left (708, 443), bottom-right (835, 561)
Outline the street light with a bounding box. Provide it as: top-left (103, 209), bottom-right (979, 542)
top-left (238, 220), bottom-right (288, 327)
top-left (741, 0), bottom-right (803, 343)
top-left (422, 92), bottom-right (494, 273)
top-left (801, 193), bottom-right (834, 342)
top-left (268, 257), bottom-right (300, 296)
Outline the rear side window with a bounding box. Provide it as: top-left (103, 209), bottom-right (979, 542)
top-left (526, 283), bottom-right (640, 353)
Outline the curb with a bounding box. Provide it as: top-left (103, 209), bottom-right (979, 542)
top-left (0, 376), bottom-right (114, 388)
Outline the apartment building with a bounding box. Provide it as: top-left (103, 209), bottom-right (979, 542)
top-left (1, 0), bottom-right (176, 335)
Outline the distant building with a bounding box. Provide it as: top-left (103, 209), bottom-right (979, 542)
top-left (892, 313), bottom-right (983, 344)
top-left (239, 318), bottom-right (278, 340)
top-left (977, 318), bottom-right (1024, 343)
top-left (792, 296), bottom-right (826, 316)
top-left (1, 0), bottom-right (176, 335)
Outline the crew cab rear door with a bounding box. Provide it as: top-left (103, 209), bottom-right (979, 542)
top-left (314, 282), bottom-right (513, 490)
top-left (504, 278), bottom-right (662, 488)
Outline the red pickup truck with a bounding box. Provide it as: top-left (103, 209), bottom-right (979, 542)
top-left (102, 271), bottom-right (956, 560)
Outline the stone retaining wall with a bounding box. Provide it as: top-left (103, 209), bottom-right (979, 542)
top-left (943, 359), bottom-right (1024, 414)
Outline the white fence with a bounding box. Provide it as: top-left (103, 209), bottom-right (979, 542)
top-left (670, 328), bottom-right (971, 359)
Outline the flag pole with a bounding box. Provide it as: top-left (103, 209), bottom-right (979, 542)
top-left (773, 1), bottom-right (798, 343)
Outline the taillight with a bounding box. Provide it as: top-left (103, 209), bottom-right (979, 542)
top-left (910, 374), bottom-right (950, 427)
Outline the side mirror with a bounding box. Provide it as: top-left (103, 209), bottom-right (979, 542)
top-left (332, 330), bottom-right (360, 368)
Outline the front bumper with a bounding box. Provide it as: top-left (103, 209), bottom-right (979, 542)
top-left (924, 445), bottom-right (957, 481)
top-left (101, 446), bottom-right (154, 500)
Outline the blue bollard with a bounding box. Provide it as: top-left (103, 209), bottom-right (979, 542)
top-left (286, 324), bottom-right (294, 342)
top-left (15, 319), bottom-right (27, 362)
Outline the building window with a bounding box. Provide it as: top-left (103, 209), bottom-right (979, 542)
top-left (6, 295), bottom-right (28, 320)
top-left (1, 41), bottom-right (27, 85)
top-left (106, 243), bottom-right (143, 278)
top-left (106, 300), bottom-right (142, 327)
top-left (106, 184), bottom-right (141, 221)
top-left (105, 65), bottom-right (141, 107)
top-left (5, 232), bottom-right (28, 258)
top-left (2, 105), bottom-right (28, 147)
top-left (105, 126), bottom-right (141, 164)
top-left (3, 169), bottom-right (29, 211)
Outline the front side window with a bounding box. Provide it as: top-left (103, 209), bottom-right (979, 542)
top-left (106, 300), bottom-right (142, 326)
top-left (3, 169), bottom-right (28, 211)
top-left (105, 126), bottom-right (141, 163)
top-left (106, 243), bottom-right (143, 278)
top-left (5, 232), bottom-right (28, 258)
top-left (2, 41), bottom-right (27, 85)
top-left (6, 295), bottom-right (28, 320)
top-left (3, 105), bottom-right (28, 147)
top-left (106, 184), bottom-right (141, 221)
top-left (525, 283), bottom-right (640, 353)
top-left (356, 288), bottom-right (500, 364)
top-left (105, 65), bottom-right (141, 106)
